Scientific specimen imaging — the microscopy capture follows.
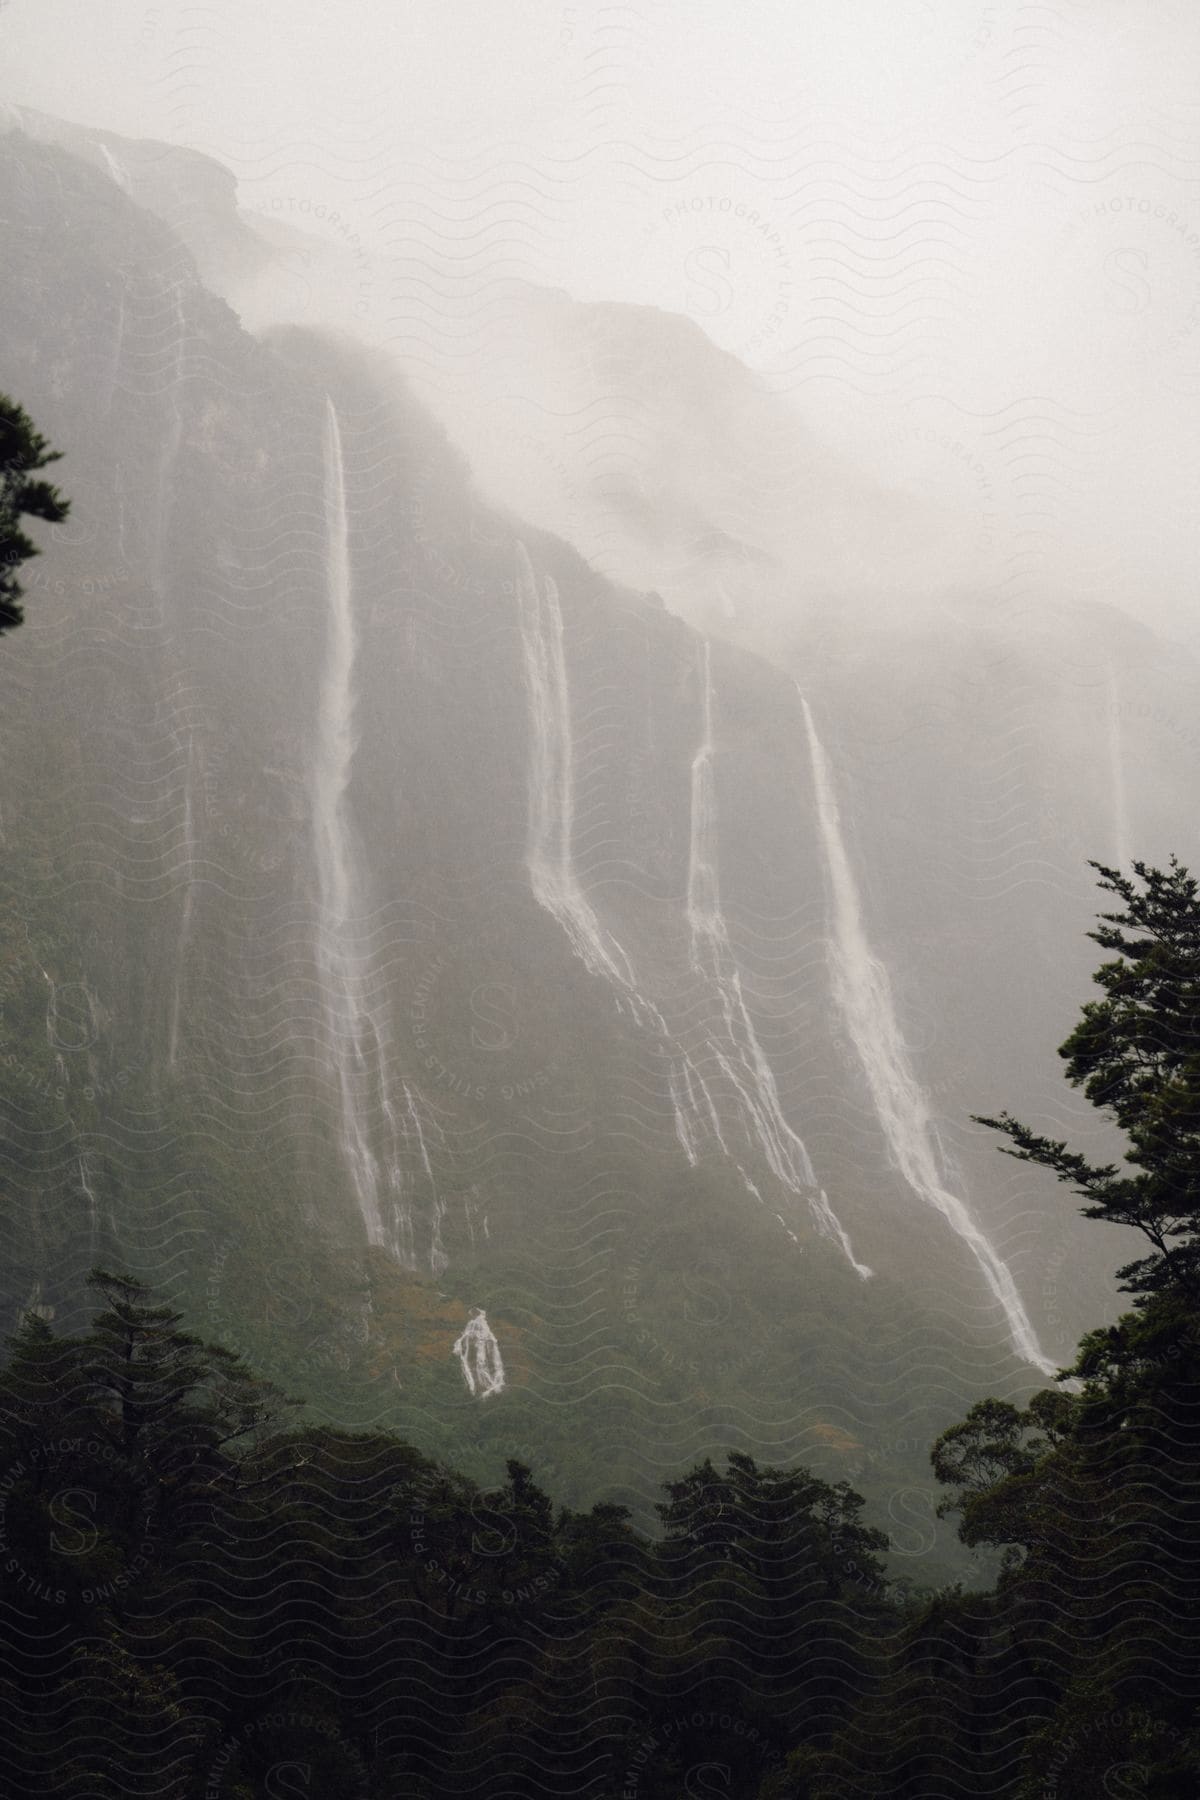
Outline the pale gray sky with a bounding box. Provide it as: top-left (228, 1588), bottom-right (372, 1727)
top-left (4, 0), bottom-right (1199, 639)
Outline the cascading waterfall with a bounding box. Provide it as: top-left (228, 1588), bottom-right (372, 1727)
top-left (105, 286), bottom-right (126, 419)
top-left (381, 1081), bottom-right (448, 1276)
top-left (79, 1157), bottom-right (99, 1255)
top-left (462, 1190), bottom-right (491, 1252)
top-left (686, 642), bottom-right (872, 1279)
top-left (1106, 666), bottom-right (1132, 872)
top-left (39, 964), bottom-right (58, 1047)
top-left (404, 1084), bottom-right (449, 1275)
top-left (99, 144), bottom-right (130, 193)
top-left (515, 541), bottom-right (712, 1155)
top-left (515, 541), bottom-right (638, 993)
top-left (514, 554), bottom-right (869, 1272)
top-left (453, 1309), bottom-right (506, 1399)
top-left (518, 540), bottom-right (770, 1173)
top-left (166, 731), bottom-right (197, 1072)
top-left (151, 280), bottom-right (186, 593)
top-left (98, 141), bottom-right (131, 465)
top-left (800, 691), bottom-right (1055, 1374)
top-left (668, 1061), bottom-right (702, 1165)
top-left (314, 400), bottom-right (443, 1273)
top-left (313, 399), bottom-right (388, 1247)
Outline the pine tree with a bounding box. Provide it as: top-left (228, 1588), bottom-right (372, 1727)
top-left (0, 393), bottom-right (70, 632)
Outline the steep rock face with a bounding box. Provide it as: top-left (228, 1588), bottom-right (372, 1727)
top-left (793, 596), bottom-right (1199, 1345)
top-left (0, 123), bottom-right (1125, 1539)
top-left (345, 270), bottom-right (1200, 1359)
top-left (0, 135), bottom-right (344, 1326)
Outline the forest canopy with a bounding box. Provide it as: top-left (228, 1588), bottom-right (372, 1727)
top-left (1, 863), bottom-right (1197, 1796)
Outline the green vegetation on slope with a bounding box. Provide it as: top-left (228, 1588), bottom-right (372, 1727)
top-left (0, 862), bottom-right (1198, 1795)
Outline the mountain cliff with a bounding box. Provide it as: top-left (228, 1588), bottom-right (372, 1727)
top-left (3, 115), bottom-right (1188, 1559)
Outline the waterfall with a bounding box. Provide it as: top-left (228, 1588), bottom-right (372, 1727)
top-left (514, 559), bottom-right (868, 1272)
top-left (1106, 667), bottom-right (1132, 872)
top-left (104, 285), bottom-right (126, 418)
top-left (453, 1309), bottom-right (506, 1398)
top-left (79, 1157), bottom-right (99, 1255)
top-left (463, 1190), bottom-right (490, 1251)
top-left (800, 692), bottom-right (1055, 1374)
top-left (515, 540), bottom-right (637, 992)
top-left (151, 280), bottom-right (186, 593)
top-left (381, 1082), bottom-right (448, 1276)
top-left (99, 144), bottom-right (130, 193)
top-left (313, 401), bottom-right (444, 1273)
top-left (40, 965), bottom-right (58, 1048)
top-left (409, 1084), bottom-right (449, 1277)
top-left (515, 544), bottom-right (728, 1157)
top-left (313, 399), bottom-right (387, 1247)
top-left (686, 642), bottom-right (872, 1279)
top-left (668, 1061), bottom-right (702, 1165)
top-left (167, 731), bottom-right (197, 1071)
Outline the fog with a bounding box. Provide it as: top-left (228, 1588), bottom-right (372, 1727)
top-left (4, 0), bottom-right (1199, 652)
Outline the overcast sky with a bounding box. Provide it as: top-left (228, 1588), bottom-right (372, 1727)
top-left (4, 0), bottom-right (1200, 640)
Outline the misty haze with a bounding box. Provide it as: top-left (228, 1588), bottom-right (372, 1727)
top-left (0, 4), bottom-right (1197, 1795)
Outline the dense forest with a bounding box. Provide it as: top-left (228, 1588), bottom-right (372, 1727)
top-left (0, 859), bottom-right (1197, 1797)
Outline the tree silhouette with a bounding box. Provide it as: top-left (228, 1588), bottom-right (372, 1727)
top-left (976, 858), bottom-right (1200, 1318)
top-left (0, 393), bottom-right (70, 633)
